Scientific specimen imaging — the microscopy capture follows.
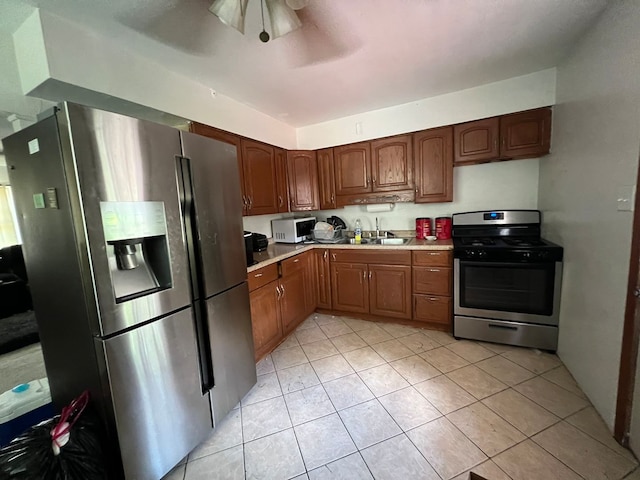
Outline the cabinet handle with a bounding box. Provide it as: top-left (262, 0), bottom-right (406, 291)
top-left (429, 297), bottom-right (438, 301)
top-left (368, 271), bottom-right (372, 280)
top-left (247, 196), bottom-right (253, 210)
top-left (276, 285), bottom-right (281, 299)
top-left (427, 252), bottom-right (441, 256)
top-left (372, 177), bottom-right (376, 185)
top-left (428, 268), bottom-right (440, 272)
top-left (254, 273), bottom-right (263, 278)
top-left (332, 253), bottom-right (336, 261)
top-left (278, 195), bottom-right (283, 207)
top-left (293, 259), bottom-right (299, 263)
top-left (415, 187), bottom-right (419, 194)
top-left (330, 195), bottom-right (335, 203)
top-left (281, 284), bottom-right (285, 297)
top-left (324, 250), bottom-right (328, 260)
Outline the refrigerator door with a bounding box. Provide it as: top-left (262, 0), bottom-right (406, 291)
top-left (65, 104), bottom-right (191, 336)
top-left (207, 282), bottom-right (257, 424)
top-left (180, 131), bottom-right (247, 298)
top-left (102, 307), bottom-right (211, 480)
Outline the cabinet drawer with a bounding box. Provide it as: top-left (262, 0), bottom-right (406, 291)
top-left (412, 250), bottom-right (452, 267)
top-left (413, 267), bottom-right (452, 296)
top-left (330, 249), bottom-right (411, 265)
top-left (413, 295), bottom-right (452, 325)
top-left (281, 252), bottom-right (308, 276)
top-left (248, 263), bottom-right (278, 292)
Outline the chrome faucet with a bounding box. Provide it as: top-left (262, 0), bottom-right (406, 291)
top-left (376, 217), bottom-right (380, 238)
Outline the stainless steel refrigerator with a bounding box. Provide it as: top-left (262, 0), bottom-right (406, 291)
top-left (2, 103), bottom-right (257, 479)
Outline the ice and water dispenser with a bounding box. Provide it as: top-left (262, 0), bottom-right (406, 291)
top-left (100, 202), bottom-right (172, 303)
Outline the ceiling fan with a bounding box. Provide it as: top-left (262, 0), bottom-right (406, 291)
top-left (209, 0), bottom-right (310, 42)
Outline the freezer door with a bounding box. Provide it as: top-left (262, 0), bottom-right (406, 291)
top-left (65, 104), bottom-right (192, 336)
top-left (207, 282), bottom-right (257, 424)
top-left (180, 131), bottom-right (247, 298)
top-left (102, 307), bottom-right (211, 480)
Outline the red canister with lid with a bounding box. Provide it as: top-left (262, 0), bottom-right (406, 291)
top-left (435, 217), bottom-right (452, 240)
top-left (415, 218), bottom-right (432, 239)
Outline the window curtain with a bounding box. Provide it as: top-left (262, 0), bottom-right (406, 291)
top-left (0, 186), bottom-right (21, 248)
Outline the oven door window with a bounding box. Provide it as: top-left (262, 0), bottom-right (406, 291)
top-left (459, 261), bottom-right (555, 316)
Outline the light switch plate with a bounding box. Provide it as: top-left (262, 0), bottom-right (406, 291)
top-left (617, 185), bottom-right (636, 212)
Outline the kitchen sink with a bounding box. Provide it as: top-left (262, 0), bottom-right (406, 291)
top-left (373, 238), bottom-right (410, 245)
top-left (347, 238), bottom-right (410, 245)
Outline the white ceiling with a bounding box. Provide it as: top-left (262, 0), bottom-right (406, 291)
top-left (1, 0), bottom-right (609, 127)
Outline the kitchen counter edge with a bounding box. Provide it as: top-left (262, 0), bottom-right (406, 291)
top-left (247, 239), bottom-right (453, 273)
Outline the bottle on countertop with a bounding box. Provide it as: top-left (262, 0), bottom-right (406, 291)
top-left (354, 218), bottom-right (362, 244)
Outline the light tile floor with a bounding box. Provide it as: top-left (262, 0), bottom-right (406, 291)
top-left (164, 314), bottom-right (640, 480)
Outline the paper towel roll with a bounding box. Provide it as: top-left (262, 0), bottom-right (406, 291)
top-left (366, 203), bottom-right (394, 212)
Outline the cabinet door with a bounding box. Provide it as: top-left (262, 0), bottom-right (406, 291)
top-left (250, 281), bottom-right (282, 361)
top-left (275, 148), bottom-right (289, 213)
top-left (241, 139), bottom-right (279, 215)
top-left (280, 268), bottom-right (308, 335)
top-left (314, 249), bottom-right (331, 309)
top-left (303, 251), bottom-right (317, 316)
top-left (454, 118), bottom-right (500, 165)
top-left (190, 122), bottom-right (247, 215)
top-left (287, 151), bottom-right (320, 211)
top-left (413, 266), bottom-right (452, 296)
top-left (500, 108), bottom-right (552, 159)
top-left (369, 264), bottom-right (412, 319)
top-left (370, 135), bottom-right (413, 192)
top-left (413, 127), bottom-right (453, 203)
top-left (413, 295), bottom-right (452, 327)
top-left (317, 148), bottom-right (337, 209)
top-left (331, 263), bottom-right (369, 314)
top-left (334, 142), bottom-right (371, 196)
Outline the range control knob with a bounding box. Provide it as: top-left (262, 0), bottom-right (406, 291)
top-left (522, 251), bottom-right (531, 260)
top-left (537, 250), bottom-right (549, 260)
top-left (465, 249), bottom-right (476, 258)
top-left (478, 250), bottom-right (488, 258)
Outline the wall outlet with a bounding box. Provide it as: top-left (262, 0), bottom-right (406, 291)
top-left (617, 185), bottom-right (636, 212)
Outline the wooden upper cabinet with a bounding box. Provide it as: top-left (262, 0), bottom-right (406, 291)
top-left (317, 148), bottom-right (337, 209)
top-left (454, 117), bottom-right (500, 165)
top-left (370, 135), bottom-right (413, 192)
top-left (287, 151), bottom-right (320, 212)
top-left (241, 139), bottom-right (279, 216)
top-left (275, 148), bottom-right (289, 213)
top-left (413, 126), bottom-right (453, 203)
top-left (500, 107), bottom-right (552, 159)
top-left (334, 142), bottom-right (371, 196)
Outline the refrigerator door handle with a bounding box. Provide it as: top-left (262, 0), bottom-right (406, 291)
top-left (176, 156), bottom-right (214, 392)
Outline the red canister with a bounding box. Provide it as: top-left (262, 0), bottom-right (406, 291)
top-left (415, 218), bottom-right (432, 239)
top-left (435, 217), bottom-right (452, 240)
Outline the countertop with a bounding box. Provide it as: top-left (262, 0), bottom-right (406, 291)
top-left (248, 237), bottom-right (453, 273)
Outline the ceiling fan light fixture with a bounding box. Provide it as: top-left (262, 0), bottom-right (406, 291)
top-left (209, 0), bottom-right (249, 34)
top-left (265, 0), bottom-right (302, 39)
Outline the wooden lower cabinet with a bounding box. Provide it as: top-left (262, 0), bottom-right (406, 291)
top-left (314, 249), bottom-right (331, 309)
top-left (411, 250), bottom-right (453, 329)
top-left (369, 264), bottom-right (412, 319)
top-left (413, 295), bottom-right (452, 326)
top-left (280, 267), bottom-right (307, 334)
top-left (331, 261), bottom-right (411, 319)
top-left (249, 282), bottom-right (282, 361)
top-left (331, 263), bottom-right (369, 314)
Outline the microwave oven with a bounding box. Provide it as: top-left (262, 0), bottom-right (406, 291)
top-left (272, 217), bottom-right (316, 243)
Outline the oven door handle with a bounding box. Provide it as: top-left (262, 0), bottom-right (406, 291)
top-left (488, 323), bottom-right (518, 331)
top-left (457, 260), bottom-right (557, 268)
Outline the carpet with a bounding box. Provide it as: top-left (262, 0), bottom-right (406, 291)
top-left (0, 311), bottom-right (39, 355)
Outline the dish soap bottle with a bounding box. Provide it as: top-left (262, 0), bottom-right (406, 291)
top-left (354, 218), bottom-right (362, 244)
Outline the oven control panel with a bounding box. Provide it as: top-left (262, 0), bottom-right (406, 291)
top-left (455, 248), bottom-right (563, 263)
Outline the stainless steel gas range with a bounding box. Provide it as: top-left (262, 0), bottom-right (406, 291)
top-left (452, 210), bottom-right (563, 351)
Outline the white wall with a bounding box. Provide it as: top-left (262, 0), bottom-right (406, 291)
top-left (12, 10), bottom-right (297, 149)
top-left (245, 159), bottom-right (539, 237)
top-left (297, 69), bottom-right (556, 149)
top-left (538, 0), bottom-right (640, 431)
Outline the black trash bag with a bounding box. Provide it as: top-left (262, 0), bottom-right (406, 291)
top-left (0, 391), bottom-right (108, 480)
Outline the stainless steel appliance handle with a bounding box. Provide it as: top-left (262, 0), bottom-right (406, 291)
top-left (489, 323), bottom-right (518, 331)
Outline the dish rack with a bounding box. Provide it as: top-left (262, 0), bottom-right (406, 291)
top-left (312, 228), bottom-right (344, 244)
